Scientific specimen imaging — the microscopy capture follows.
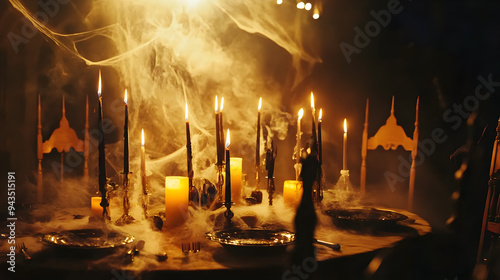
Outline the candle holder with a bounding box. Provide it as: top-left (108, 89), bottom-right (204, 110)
top-left (140, 184), bottom-right (149, 220)
top-left (215, 164), bottom-right (225, 208)
top-left (116, 172), bottom-right (135, 225)
top-left (224, 202), bottom-right (234, 228)
top-left (313, 167), bottom-right (324, 203)
top-left (267, 175), bottom-right (275, 206)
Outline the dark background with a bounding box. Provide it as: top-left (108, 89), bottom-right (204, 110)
top-left (1, 0), bottom-right (500, 273)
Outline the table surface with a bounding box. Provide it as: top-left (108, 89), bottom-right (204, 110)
top-left (1, 200), bottom-right (431, 277)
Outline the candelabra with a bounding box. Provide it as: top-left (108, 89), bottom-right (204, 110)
top-left (116, 172), bottom-right (135, 225)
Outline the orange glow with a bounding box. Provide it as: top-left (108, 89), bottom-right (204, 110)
top-left (226, 129), bottom-right (230, 148)
top-left (258, 97), bottom-right (262, 111)
top-left (141, 129), bottom-right (145, 147)
top-left (98, 70), bottom-right (102, 97)
top-left (344, 118), bottom-right (347, 133)
top-left (185, 103), bottom-right (188, 121)
top-left (124, 89), bottom-right (128, 104)
top-left (310, 92), bottom-right (315, 109)
top-left (319, 109), bottom-right (323, 121)
top-left (298, 108), bottom-right (304, 120)
top-left (220, 97), bottom-right (224, 112)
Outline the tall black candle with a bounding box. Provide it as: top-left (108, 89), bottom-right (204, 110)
top-left (256, 97), bottom-right (261, 167)
top-left (186, 103), bottom-right (193, 186)
top-left (225, 129), bottom-right (231, 206)
top-left (97, 71), bottom-right (108, 215)
top-left (215, 96), bottom-right (221, 165)
top-left (318, 109), bottom-right (323, 165)
top-left (123, 89), bottom-right (129, 174)
top-left (220, 97), bottom-right (225, 162)
top-left (311, 92), bottom-right (318, 156)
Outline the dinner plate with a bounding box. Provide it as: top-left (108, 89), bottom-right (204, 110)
top-left (205, 228), bottom-right (295, 251)
top-left (41, 228), bottom-right (134, 250)
top-left (323, 208), bottom-right (408, 230)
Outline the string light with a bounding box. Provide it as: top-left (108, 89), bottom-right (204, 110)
top-left (313, 13), bottom-right (320, 19)
top-left (297, 2), bottom-right (305, 9)
top-left (305, 3), bottom-right (312, 10)
top-left (277, 0), bottom-right (283, 4)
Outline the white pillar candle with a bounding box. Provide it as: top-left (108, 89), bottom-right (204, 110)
top-left (283, 180), bottom-right (303, 207)
top-left (229, 157), bottom-right (242, 204)
top-left (165, 176), bottom-right (189, 227)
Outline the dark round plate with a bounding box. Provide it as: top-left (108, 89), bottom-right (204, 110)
top-left (41, 228), bottom-right (134, 250)
top-left (205, 228), bottom-right (295, 252)
top-left (323, 208), bottom-right (408, 230)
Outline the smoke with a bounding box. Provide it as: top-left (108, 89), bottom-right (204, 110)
top-left (8, 0), bottom-right (321, 234)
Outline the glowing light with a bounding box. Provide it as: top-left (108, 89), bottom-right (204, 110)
top-left (344, 118), bottom-right (347, 133)
top-left (258, 97), bottom-right (262, 111)
top-left (220, 97), bottom-right (224, 112)
top-left (313, 13), bottom-right (320, 19)
top-left (318, 109), bottom-right (322, 121)
top-left (305, 3), bottom-right (312, 10)
top-left (98, 70), bottom-right (101, 97)
top-left (185, 103), bottom-right (188, 121)
top-left (298, 108), bottom-right (304, 120)
top-left (297, 2), bottom-right (305, 9)
top-left (226, 129), bottom-right (230, 148)
top-left (124, 89), bottom-right (128, 104)
top-left (141, 129), bottom-right (145, 147)
top-left (277, 0), bottom-right (283, 4)
top-left (215, 96), bottom-right (218, 113)
top-left (310, 92), bottom-right (315, 109)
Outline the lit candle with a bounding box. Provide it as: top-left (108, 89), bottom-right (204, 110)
top-left (220, 97), bottom-right (225, 162)
top-left (215, 96), bottom-right (221, 165)
top-left (230, 157), bottom-right (242, 204)
top-left (97, 70), bottom-right (108, 217)
top-left (165, 176), bottom-right (189, 227)
top-left (256, 97), bottom-right (262, 167)
top-left (343, 118), bottom-right (347, 170)
top-left (186, 103), bottom-right (193, 187)
top-left (225, 129), bottom-right (231, 206)
top-left (318, 109), bottom-right (323, 165)
top-left (311, 92), bottom-right (318, 155)
top-left (283, 180), bottom-right (303, 207)
top-left (91, 197), bottom-right (110, 218)
top-left (141, 129), bottom-right (147, 195)
top-left (296, 108), bottom-right (304, 164)
top-left (123, 89), bottom-right (129, 174)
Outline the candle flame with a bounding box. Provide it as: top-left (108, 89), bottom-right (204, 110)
top-left (310, 92), bottom-right (315, 109)
top-left (225, 129), bottom-right (230, 148)
top-left (344, 118), bottom-right (347, 133)
top-left (98, 69), bottom-right (102, 97)
top-left (220, 97), bottom-right (224, 112)
top-left (141, 129), bottom-right (145, 147)
top-left (298, 108), bottom-right (304, 120)
top-left (258, 97), bottom-right (262, 110)
top-left (124, 89), bottom-right (128, 104)
top-left (185, 103), bottom-right (189, 121)
top-left (215, 95), bottom-right (218, 112)
top-left (319, 109), bottom-right (323, 121)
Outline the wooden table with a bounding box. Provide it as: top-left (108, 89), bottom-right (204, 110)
top-left (0, 203), bottom-right (430, 280)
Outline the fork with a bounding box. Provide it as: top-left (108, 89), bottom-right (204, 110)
top-left (181, 242), bottom-right (201, 253)
top-left (16, 242), bottom-right (31, 260)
